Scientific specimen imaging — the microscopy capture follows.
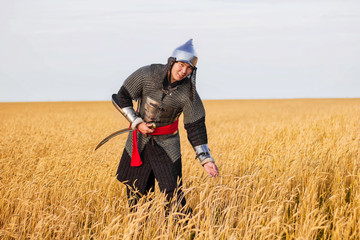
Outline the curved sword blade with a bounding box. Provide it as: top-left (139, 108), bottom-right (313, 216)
top-left (95, 128), bottom-right (133, 151)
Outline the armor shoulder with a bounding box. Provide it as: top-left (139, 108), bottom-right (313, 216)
top-left (122, 65), bottom-right (151, 99)
top-left (149, 63), bottom-right (166, 70)
top-left (149, 63), bottom-right (168, 78)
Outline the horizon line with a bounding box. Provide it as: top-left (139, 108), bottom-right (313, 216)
top-left (1, 97), bottom-right (360, 104)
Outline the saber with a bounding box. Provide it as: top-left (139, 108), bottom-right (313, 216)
top-left (95, 127), bottom-right (133, 151)
top-left (95, 94), bottom-right (134, 151)
top-left (95, 94), bottom-right (146, 151)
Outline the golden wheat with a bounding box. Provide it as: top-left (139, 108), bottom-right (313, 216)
top-left (1, 99), bottom-right (359, 239)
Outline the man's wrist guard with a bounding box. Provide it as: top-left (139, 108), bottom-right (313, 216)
top-left (194, 144), bottom-right (215, 166)
top-left (120, 107), bottom-right (143, 130)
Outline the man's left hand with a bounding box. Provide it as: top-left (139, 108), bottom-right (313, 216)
top-left (203, 162), bottom-right (219, 178)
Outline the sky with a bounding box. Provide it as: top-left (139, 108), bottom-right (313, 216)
top-left (0, 0), bottom-right (359, 102)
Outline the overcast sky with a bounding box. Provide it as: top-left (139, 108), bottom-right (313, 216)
top-left (0, 0), bottom-right (359, 102)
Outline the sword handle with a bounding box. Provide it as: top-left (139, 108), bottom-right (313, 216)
top-left (143, 122), bottom-right (156, 137)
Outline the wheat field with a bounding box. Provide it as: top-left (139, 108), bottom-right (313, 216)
top-left (1, 99), bottom-right (359, 239)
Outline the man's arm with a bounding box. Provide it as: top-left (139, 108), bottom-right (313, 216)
top-left (114, 66), bottom-right (148, 130)
top-left (183, 93), bottom-right (219, 177)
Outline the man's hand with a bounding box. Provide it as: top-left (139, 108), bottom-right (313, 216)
top-left (137, 122), bottom-right (155, 135)
top-left (203, 162), bottom-right (219, 178)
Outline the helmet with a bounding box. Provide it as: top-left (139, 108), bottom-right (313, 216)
top-left (171, 39), bottom-right (198, 67)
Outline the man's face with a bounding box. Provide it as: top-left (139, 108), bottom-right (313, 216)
top-left (171, 61), bottom-right (193, 82)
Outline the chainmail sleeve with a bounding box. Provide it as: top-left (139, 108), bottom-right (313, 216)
top-left (183, 91), bottom-right (208, 147)
top-left (114, 66), bottom-right (149, 130)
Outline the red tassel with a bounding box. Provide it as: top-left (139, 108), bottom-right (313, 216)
top-left (131, 130), bottom-right (142, 167)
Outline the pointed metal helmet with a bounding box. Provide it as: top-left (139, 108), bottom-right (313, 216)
top-left (171, 39), bottom-right (198, 67)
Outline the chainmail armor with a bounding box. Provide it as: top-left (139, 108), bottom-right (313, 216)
top-left (121, 63), bottom-right (206, 162)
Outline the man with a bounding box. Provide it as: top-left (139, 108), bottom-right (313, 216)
top-left (115, 39), bottom-right (219, 211)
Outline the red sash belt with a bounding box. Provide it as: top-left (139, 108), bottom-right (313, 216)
top-left (131, 119), bottom-right (179, 167)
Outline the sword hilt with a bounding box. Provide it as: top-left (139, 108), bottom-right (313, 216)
top-left (144, 122), bottom-right (156, 137)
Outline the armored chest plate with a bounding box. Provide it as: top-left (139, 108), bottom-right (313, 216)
top-left (140, 96), bottom-right (181, 127)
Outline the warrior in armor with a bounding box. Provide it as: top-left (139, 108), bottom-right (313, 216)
top-left (115, 39), bottom-right (219, 211)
